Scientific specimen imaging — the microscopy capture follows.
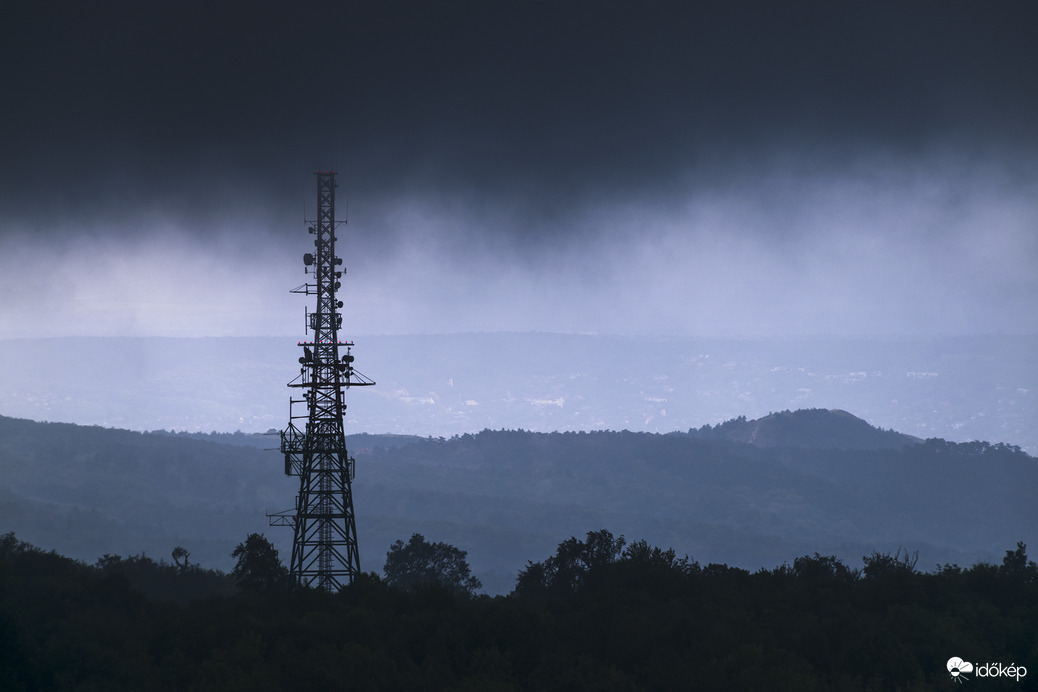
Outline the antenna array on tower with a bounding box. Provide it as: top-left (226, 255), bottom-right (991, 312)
top-left (268, 171), bottom-right (374, 592)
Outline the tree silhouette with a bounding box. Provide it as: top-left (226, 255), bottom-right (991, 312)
top-left (171, 546), bottom-right (190, 573)
top-left (791, 553), bottom-right (859, 585)
top-left (1001, 541), bottom-right (1037, 581)
top-left (515, 529), bottom-right (626, 596)
top-left (231, 533), bottom-right (288, 592)
top-left (862, 548), bottom-right (918, 580)
top-left (383, 533), bottom-right (482, 594)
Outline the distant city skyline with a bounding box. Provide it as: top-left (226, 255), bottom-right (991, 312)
top-left (2, 2), bottom-right (1036, 338)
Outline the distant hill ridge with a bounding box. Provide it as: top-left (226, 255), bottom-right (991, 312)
top-left (1, 410), bottom-right (1033, 594)
top-left (686, 408), bottom-right (922, 450)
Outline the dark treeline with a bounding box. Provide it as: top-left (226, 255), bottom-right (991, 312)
top-left (1, 531), bottom-right (1035, 691)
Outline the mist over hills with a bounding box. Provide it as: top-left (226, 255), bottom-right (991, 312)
top-left (0, 333), bottom-right (1033, 453)
top-left (1, 410), bottom-right (1033, 595)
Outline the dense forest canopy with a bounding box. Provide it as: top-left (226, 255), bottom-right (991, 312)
top-left (0, 531), bottom-right (1034, 690)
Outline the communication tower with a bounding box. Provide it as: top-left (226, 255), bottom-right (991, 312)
top-left (269, 170), bottom-right (374, 591)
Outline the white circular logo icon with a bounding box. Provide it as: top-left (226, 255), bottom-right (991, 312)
top-left (948, 657), bottom-right (974, 682)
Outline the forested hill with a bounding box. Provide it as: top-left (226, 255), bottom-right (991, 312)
top-left (686, 408), bottom-right (921, 449)
top-left (0, 413), bottom-right (1034, 594)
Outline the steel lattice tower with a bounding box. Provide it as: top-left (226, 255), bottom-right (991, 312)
top-left (269, 170), bottom-right (374, 591)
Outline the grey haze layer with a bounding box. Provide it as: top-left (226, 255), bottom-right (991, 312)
top-left (0, 334), bottom-right (1032, 454)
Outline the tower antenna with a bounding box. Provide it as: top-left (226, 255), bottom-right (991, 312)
top-left (269, 170), bottom-right (375, 591)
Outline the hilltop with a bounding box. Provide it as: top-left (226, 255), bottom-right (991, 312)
top-left (686, 408), bottom-right (921, 449)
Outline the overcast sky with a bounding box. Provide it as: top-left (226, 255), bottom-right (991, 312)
top-left (1, 1), bottom-right (1036, 338)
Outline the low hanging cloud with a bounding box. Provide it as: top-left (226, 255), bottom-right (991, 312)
top-left (0, 149), bottom-right (1034, 339)
top-left (1, 3), bottom-right (1035, 338)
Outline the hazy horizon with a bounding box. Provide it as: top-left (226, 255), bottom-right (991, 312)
top-left (1, 333), bottom-right (1034, 455)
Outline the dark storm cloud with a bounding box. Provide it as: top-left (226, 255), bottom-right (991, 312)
top-left (1, 1), bottom-right (1035, 337)
top-left (2, 1), bottom-right (1036, 231)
